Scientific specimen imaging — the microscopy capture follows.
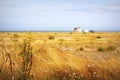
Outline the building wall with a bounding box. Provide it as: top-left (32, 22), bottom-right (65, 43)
top-left (83, 30), bottom-right (89, 33)
top-left (73, 28), bottom-right (81, 32)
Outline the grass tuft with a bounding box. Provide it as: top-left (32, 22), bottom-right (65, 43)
top-left (98, 46), bottom-right (105, 52)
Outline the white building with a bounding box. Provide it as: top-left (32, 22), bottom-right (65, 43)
top-left (83, 30), bottom-right (89, 33)
top-left (73, 27), bottom-right (81, 32)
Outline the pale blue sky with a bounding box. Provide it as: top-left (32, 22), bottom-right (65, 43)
top-left (0, 0), bottom-right (120, 31)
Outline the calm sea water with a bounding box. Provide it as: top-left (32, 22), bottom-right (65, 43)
top-left (0, 30), bottom-right (119, 32)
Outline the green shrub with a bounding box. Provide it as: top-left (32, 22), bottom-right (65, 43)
top-left (98, 47), bottom-right (104, 52)
top-left (107, 46), bottom-right (116, 51)
top-left (49, 36), bottom-right (55, 40)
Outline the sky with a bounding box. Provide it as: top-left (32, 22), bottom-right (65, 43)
top-left (0, 0), bottom-right (120, 31)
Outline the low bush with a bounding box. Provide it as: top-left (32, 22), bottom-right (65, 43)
top-left (49, 36), bottom-right (55, 40)
top-left (55, 33), bottom-right (57, 34)
top-left (96, 36), bottom-right (102, 39)
top-left (107, 46), bottom-right (116, 51)
top-left (80, 47), bottom-right (84, 51)
top-left (98, 47), bottom-right (104, 52)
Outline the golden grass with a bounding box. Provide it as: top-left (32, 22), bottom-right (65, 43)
top-left (0, 32), bottom-right (120, 80)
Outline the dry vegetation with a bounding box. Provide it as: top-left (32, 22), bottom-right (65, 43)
top-left (0, 32), bottom-right (120, 80)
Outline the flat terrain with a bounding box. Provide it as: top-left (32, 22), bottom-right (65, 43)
top-left (0, 32), bottom-right (120, 80)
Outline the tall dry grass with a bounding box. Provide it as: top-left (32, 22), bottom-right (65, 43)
top-left (0, 32), bottom-right (120, 80)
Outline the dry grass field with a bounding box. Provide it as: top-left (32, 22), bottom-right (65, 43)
top-left (0, 32), bottom-right (120, 80)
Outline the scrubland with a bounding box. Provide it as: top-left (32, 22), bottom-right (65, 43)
top-left (0, 32), bottom-right (120, 80)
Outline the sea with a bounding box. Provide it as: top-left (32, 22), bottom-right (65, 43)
top-left (0, 30), bottom-right (120, 32)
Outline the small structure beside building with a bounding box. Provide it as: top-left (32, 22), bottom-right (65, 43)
top-left (83, 30), bottom-right (89, 33)
top-left (90, 30), bottom-right (95, 33)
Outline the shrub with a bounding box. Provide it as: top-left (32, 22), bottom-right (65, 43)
top-left (96, 36), bottom-right (102, 39)
top-left (55, 33), bottom-right (57, 34)
top-left (107, 46), bottom-right (116, 51)
top-left (80, 47), bottom-right (84, 51)
top-left (13, 33), bottom-right (19, 38)
top-left (49, 36), bottom-right (55, 40)
top-left (98, 47), bottom-right (104, 52)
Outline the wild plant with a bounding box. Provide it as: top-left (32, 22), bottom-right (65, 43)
top-left (3, 46), bottom-right (13, 79)
top-left (87, 64), bottom-right (99, 80)
top-left (48, 36), bottom-right (55, 40)
top-left (12, 33), bottom-right (19, 47)
top-left (98, 46), bottom-right (105, 52)
top-left (0, 37), bottom-right (14, 80)
top-left (107, 46), bottom-right (116, 51)
top-left (18, 32), bottom-right (33, 80)
top-left (79, 47), bottom-right (84, 51)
